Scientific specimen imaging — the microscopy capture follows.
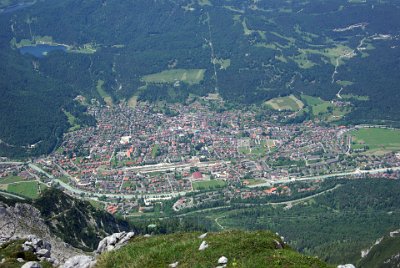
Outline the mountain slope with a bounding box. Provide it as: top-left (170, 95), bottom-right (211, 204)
top-left (358, 230), bottom-right (400, 268)
top-left (33, 189), bottom-right (131, 251)
top-left (96, 230), bottom-right (332, 268)
top-left (1, 0), bottom-right (400, 156)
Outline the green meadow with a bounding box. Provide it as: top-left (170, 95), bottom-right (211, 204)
top-left (350, 128), bottom-right (400, 154)
top-left (142, 69), bottom-right (205, 85)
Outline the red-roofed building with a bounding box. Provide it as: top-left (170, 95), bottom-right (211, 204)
top-left (192, 171), bottom-right (203, 180)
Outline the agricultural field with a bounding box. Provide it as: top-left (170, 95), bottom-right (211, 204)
top-left (265, 95), bottom-right (304, 112)
top-left (6, 181), bottom-right (46, 199)
top-left (301, 95), bottom-right (350, 121)
top-left (299, 45), bottom-right (355, 66)
top-left (192, 180), bottom-right (227, 190)
top-left (142, 69), bottom-right (205, 85)
top-left (350, 128), bottom-right (400, 154)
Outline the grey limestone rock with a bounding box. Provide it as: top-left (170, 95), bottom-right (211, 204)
top-left (199, 241), bottom-right (208, 251)
top-left (36, 248), bottom-right (51, 258)
top-left (95, 231), bottom-right (135, 254)
top-left (169, 261), bottom-right (179, 267)
top-left (61, 255), bottom-right (96, 268)
top-left (21, 261), bottom-right (42, 268)
top-left (198, 233), bottom-right (207, 239)
top-left (218, 256), bottom-right (228, 264)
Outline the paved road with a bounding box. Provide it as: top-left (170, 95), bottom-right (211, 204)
top-left (0, 191), bottom-right (26, 200)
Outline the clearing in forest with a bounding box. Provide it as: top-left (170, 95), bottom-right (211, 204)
top-left (142, 69), bottom-right (205, 85)
top-left (265, 95), bottom-right (304, 111)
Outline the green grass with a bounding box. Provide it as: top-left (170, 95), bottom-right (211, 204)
top-left (242, 179), bottom-right (266, 186)
top-left (58, 176), bottom-right (70, 184)
top-left (341, 94), bottom-right (369, 101)
top-left (265, 95), bottom-right (304, 112)
top-left (238, 141), bottom-right (268, 156)
top-left (128, 95), bottom-right (138, 108)
top-left (241, 18), bottom-right (254, 35)
top-left (6, 181), bottom-right (45, 199)
top-left (68, 43), bottom-right (97, 54)
top-left (142, 69), bottom-right (205, 85)
top-left (301, 95), bottom-right (324, 106)
top-left (193, 180), bottom-right (227, 190)
top-left (336, 80), bottom-right (354, 86)
top-left (300, 45), bottom-right (354, 66)
top-left (350, 128), bottom-right (400, 154)
top-left (198, 0), bottom-right (212, 6)
top-left (88, 199), bottom-right (105, 210)
top-left (290, 53), bottom-right (316, 69)
top-left (0, 176), bottom-right (25, 184)
top-left (213, 58), bottom-right (231, 70)
top-left (151, 144), bottom-right (160, 158)
top-left (301, 95), bottom-right (332, 115)
top-left (96, 230), bottom-right (331, 268)
top-left (63, 110), bottom-right (80, 131)
top-left (96, 80), bottom-right (113, 106)
top-left (301, 95), bottom-right (351, 121)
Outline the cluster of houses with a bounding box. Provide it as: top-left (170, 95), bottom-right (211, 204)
top-left (1, 100), bottom-right (399, 215)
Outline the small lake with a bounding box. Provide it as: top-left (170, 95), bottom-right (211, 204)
top-left (19, 44), bottom-right (68, 58)
top-left (0, 1), bottom-right (36, 14)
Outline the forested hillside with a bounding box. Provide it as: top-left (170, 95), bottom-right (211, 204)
top-left (1, 0), bottom-right (400, 156)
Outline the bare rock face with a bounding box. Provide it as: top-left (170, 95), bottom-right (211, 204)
top-left (198, 241), bottom-right (208, 251)
top-left (95, 231), bottom-right (135, 254)
top-left (61, 255), bottom-right (96, 268)
top-left (21, 261), bottom-right (42, 268)
top-left (21, 235), bottom-right (53, 263)
top-left (0, 201), bottom-right (82, 263)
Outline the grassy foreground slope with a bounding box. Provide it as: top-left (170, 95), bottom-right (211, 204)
top-left (96, 230), bottom-right (331, 268)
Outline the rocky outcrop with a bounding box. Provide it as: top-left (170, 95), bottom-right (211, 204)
top-left (337, 265), bottom-right (355, 268)
top-left (95, 231), bottom-right (135, 254)
top-left (33, 189), bottom-right (131, 251)
top-left (21, 261), bottom-right (42, 268)
top-left (61, 255), bottom-right (96, 268)
top-left (56, 232), bottom-right (135, 267)
top-left (0, 201), bottom-right (82, 263)
top-left (22, 235), bottom-right (55, 264)
top-left (198, 241), bottom-right (208, 251)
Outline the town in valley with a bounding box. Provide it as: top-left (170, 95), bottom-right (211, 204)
top-left (1, 97), bottom-right (399, 216)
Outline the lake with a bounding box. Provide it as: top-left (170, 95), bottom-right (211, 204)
top-left (19, 44), bottom-right (68, 58)
top-left (0, 1), bottom-right (36, 14)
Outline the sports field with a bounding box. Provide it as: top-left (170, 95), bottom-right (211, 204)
top-left (193, 180), bottom-right (227, 190)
